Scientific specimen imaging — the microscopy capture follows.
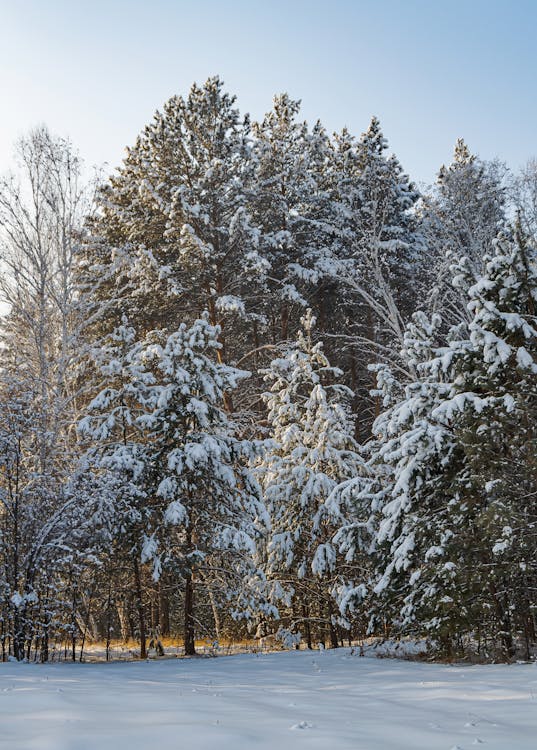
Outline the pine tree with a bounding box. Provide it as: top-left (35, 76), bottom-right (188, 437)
top-left (86, 77), bottom-right (267, 381)
top-left (258, 311), bottom-right (363, 647)
top-left (328, 117), bottom-right (423, 435)
top-left (365, 230), bottom-right (537, 659)
top-left (340, 116), bottom-right (422, 331)
top-left (250, 95), bottom-right (335, 342)
top-left (434, 228), bottom-right (537, 657)
top-left (78, 318), bottom-right (155, 658)
top-left (421, 139), bottom-right (507, 326)
top-left (140, 314), bottom-right (266, 654)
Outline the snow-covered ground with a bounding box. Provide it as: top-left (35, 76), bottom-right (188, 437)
top-left (1, 648), bottom-right (536, 749)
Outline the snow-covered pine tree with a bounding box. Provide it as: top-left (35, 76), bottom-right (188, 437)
top-left (250, 95), bottom-right (336, 343)
top-left (511, 158), bottom-right (537, 245)
top-left (78, 318), bottom-right (155, 658)
top-left (363, 312), bottom-right (459, 649)
top-left (140, 314), bottom-right (267, 654)
top-left (365, 229), bottom-right (537, 659)
top-left (430, 228), bottom-right (537, 657)
top-left (421, 139), bottom-right (507, 326)
top-left (352, 116), bottom-right (422, 315)
top-left (86, 77), bottom-right (268, 388)
top-left (258, 311), bottom-right (363, 648)
top-left (327, 117), bottom-right (423, 436)
top-left (338, 116), bottom-right (422, 331)
top-left (323, 361), bottom-right (400, 637)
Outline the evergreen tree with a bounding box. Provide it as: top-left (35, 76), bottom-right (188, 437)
top-left (335, 116), bottom-right (422, 332)
top-left (78, 318), bottom-right (155, 658)
top-left (140, 314), bottom-right (267, 654)
top-left (328, 117), bottom-right (423, 434)
top-left (250, 95), bottom-right (336, 342)
top-left (258, 312), bottom-right (363, 647)
top-left (421, 139), bottom-right (507, 326)
top-left (86, 77), bottom-right (267, 378)
top-left (364, 231), bottom-right (537, 658)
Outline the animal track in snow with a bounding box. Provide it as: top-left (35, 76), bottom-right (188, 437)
top-left (290, 721), bottom-right (314, 730)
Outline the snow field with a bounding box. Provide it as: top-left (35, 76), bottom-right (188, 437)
top-left (1, 648), bottom-right (536, 750)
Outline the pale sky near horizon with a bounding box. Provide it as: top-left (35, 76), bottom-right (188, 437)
top-left (1, 0), bottom-right (536, 186)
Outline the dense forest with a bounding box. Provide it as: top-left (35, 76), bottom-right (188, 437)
top-left (1, 76), bottom-right (536, 663)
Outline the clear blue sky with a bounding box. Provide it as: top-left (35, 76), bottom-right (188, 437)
top-left (1, 0), bottom-right (536, 185)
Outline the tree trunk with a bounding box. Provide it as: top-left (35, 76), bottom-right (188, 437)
top-left (133, 556), bottom-right (147, 659)
top-left (41, 627), bottom-right (49, 663)
top-left (327, 599), bottom-right (339, 649)
top-left (116, 598), bottom-right (130, 643)
top-left (13, 606), bottom-right (26, 662)
top-left (302, 603), bottom-right (312, 650)
top-left (207, 584), bottom-right (221, 642)
top-left (281, 303), bottom-right (289, 341)
top-left (159, 581), bottom-right (170, 637)
top-left (184, 571), bottom-right (196, 656)
top-left (489, 580), bottom-right (514, 660)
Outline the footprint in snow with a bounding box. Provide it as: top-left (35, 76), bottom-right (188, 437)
top-left (290, 721), bottom-right (314, 730)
